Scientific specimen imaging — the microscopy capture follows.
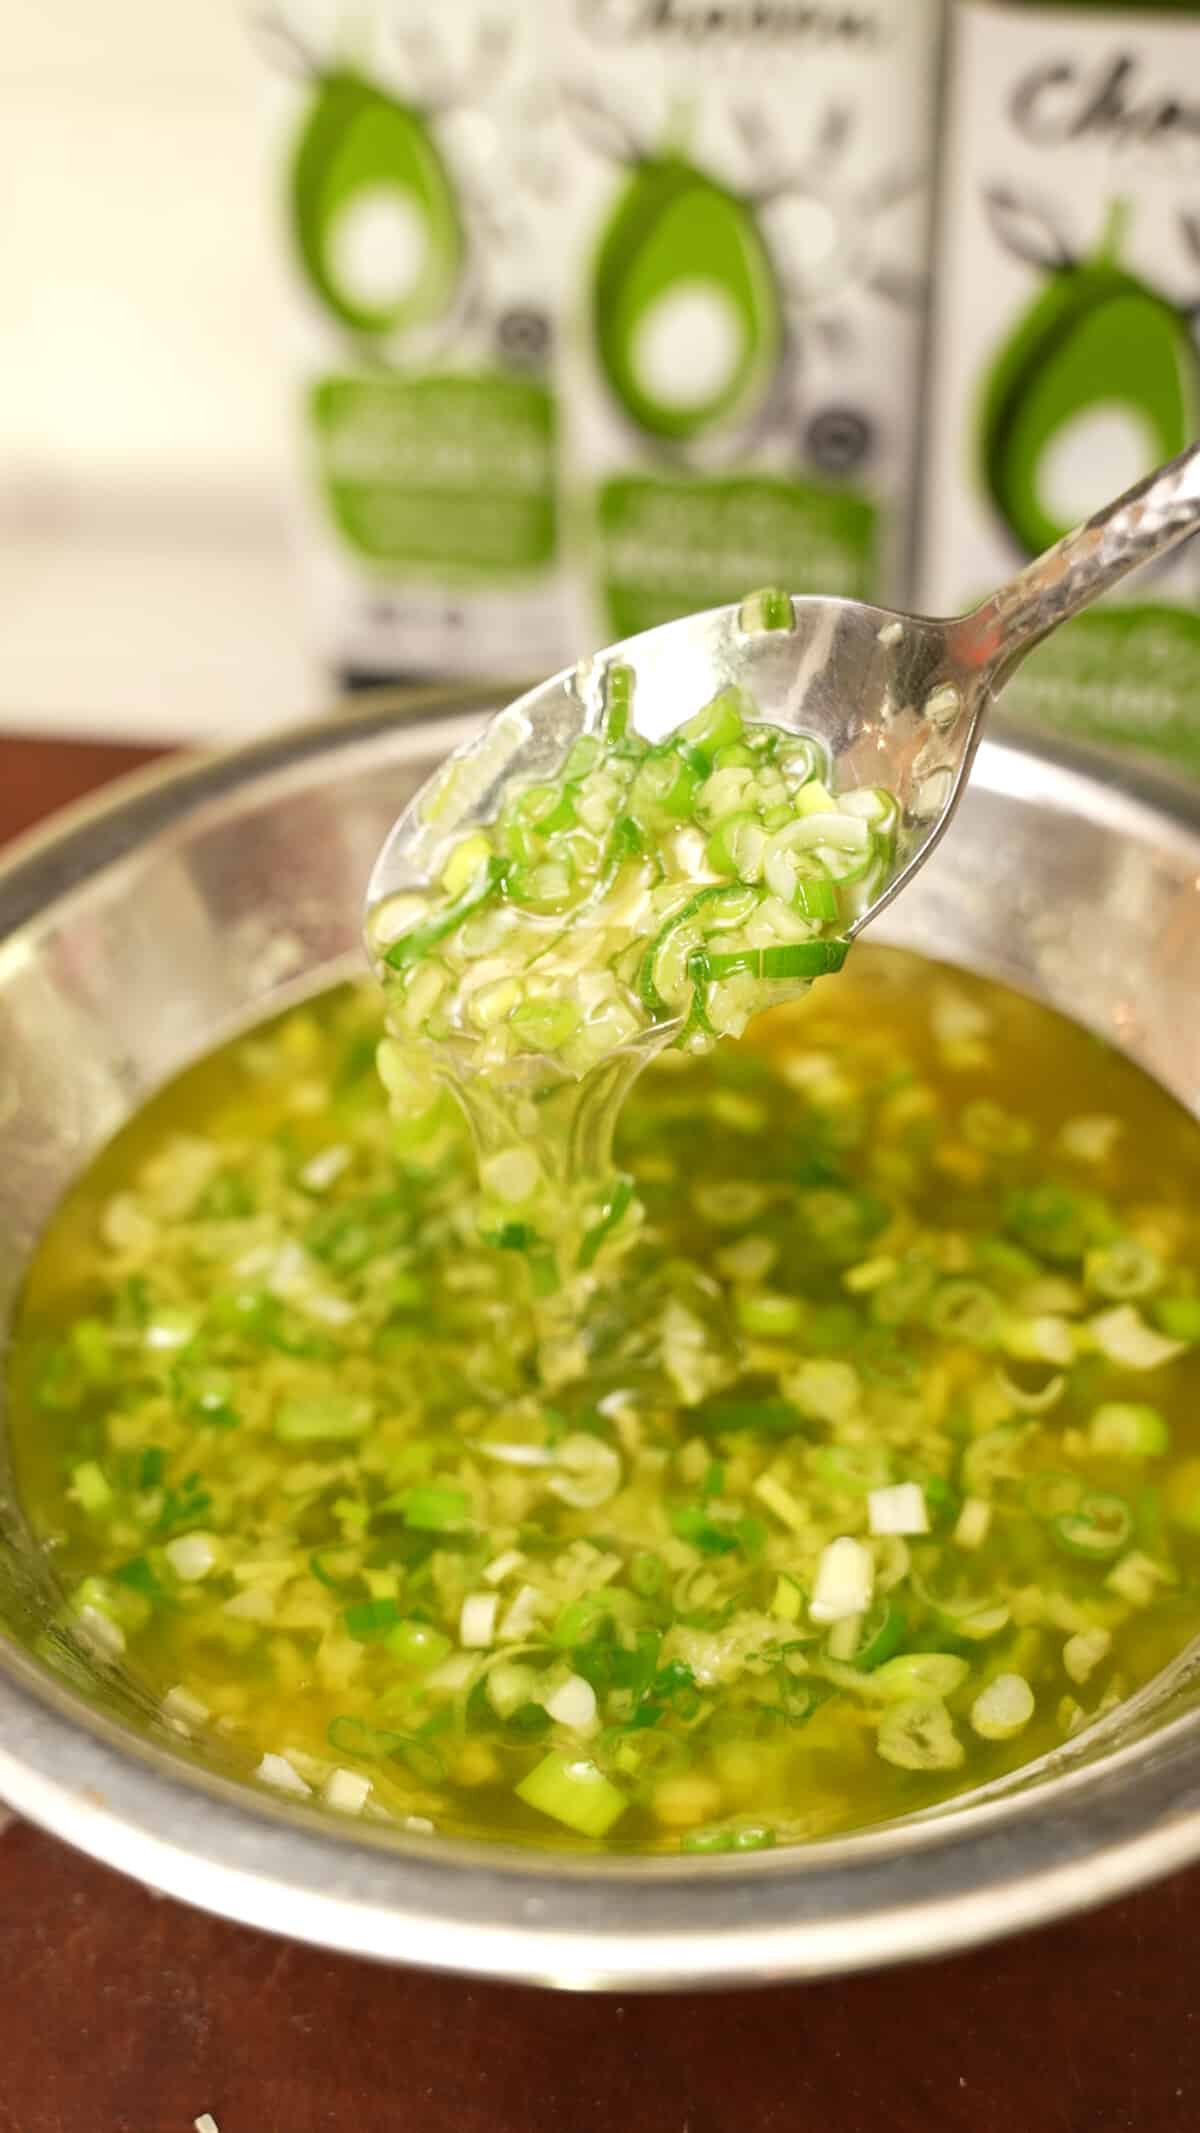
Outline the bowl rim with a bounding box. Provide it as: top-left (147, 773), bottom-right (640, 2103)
top-left (3, 694), bottom-right (1200, 1990)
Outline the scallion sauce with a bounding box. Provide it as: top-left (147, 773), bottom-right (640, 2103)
top-left (9, 947), bottom-right (1200, 1850)
top-left (366, 674), bottom-right (895, 1271)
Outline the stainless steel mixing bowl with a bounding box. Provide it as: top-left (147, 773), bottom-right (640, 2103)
top-left (2, 690), bottom-right (1199, 1991)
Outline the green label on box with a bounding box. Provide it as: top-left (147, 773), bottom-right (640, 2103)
top-left (999, 606), bottom-right (1200, 781)
top-left (596, 474), bottom-right (876, 641)
top-left (311, 372), bottom-right (557, 577)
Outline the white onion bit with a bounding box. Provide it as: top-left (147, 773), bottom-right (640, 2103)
top-left (1056, 1114), bottom-right (1120, 1164)
top-left (810, 1537), bottom-right (874, 1623)
top-left (299, 1144), bottom-right (352, 1192)
top-left (1064, 1629), bottom-right (1112, 1685)
top-left (954, 1497), bottom-right (992, 1552)
top-left (971, 1674), bottom-right (1035, 1741)
top-left (544, 1673), bottom-right (598, 1731)
top-left (1089, 1306), bottom-right (1185, 1372)
top-left (499, 1584), bottom-right (542, 1640)
top-left (162, 1684), bottom-right (210, 1732)
top-left (255, 1753), bottom-right (310, 1796)
top-left (459, 1592), bottom-right (499, 1648)
top-left (165, 1532), bottom-right (219, 1583)
top-left (867, 1483), bottom-right (929, 1537)
top-left (323, 1767), bottom-right (372, 1816)
top-left (482, 1548), bottom-right (527, 1586)
top-left (547, 1434), bottom-right (622, 1509)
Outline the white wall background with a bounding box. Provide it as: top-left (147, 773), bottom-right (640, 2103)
top-left (0, 1), bottom-right (322, 739)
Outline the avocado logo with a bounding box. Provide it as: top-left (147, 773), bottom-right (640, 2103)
top-left (566, 85), bottom-right (922, 456)
top-left (980, 195), bottom-right (1199, 556)
top-left (591, 154), bottom-right (782, 444)
top-left (290, 69), bottom-right (464, 338)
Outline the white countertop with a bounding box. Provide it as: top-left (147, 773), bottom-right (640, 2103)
top-left (0, 484), bottom-right (326, 744)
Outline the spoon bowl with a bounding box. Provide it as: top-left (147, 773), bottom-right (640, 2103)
top-left (367, 442), bottom-right (1200, 954)
top-left (366, 593), bottom-right (965, 943)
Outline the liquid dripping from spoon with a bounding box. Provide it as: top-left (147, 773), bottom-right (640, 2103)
top-left (368, 654), bottom-right (899, 1355)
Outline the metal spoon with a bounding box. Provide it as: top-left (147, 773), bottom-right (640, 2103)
top-left (368, 443), bottom-right (1200, 958)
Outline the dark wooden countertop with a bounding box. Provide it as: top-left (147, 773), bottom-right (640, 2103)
top-left (2, 734), bottom-right (1197, 2133)
top-left (1, 733), bottom-right (168, 849)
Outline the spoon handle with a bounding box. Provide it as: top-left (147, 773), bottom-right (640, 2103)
top-left (951, 440), bottom-right (1200, 691)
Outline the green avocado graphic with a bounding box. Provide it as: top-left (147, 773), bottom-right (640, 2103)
top-left (981, 204), bottom-right (1198, 556)
top-left (291, 69), bottom-right (464, 337)
top-left (592, 156), bottom-right (783, 444)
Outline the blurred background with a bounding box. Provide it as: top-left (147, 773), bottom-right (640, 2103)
top-left (2, 0), bottom-right (1196, 763)
top-left (1, 1), bottom-right (314, 740)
